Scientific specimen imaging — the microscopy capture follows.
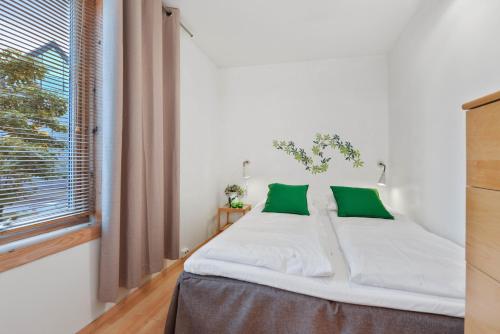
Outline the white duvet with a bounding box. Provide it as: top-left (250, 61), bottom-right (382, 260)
top-left (198, 204), bottom-right (334, 276)
top-left (330, 213), bottom-right (465, 299)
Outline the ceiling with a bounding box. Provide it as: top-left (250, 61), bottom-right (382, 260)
top-left (163, 0), bottom-right (422, 68)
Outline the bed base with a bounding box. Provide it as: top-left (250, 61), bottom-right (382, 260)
top-left (165, 272), bottom-right (463, 334)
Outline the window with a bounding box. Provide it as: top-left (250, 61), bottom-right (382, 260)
top-left (0, 0), bottom-right (100, 241)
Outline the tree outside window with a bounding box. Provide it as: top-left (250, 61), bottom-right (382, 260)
top-left (0, 48), bottom-right (68, 226)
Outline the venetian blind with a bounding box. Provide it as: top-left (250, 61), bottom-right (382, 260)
top-left (0, 0), bottom-right (100, 233)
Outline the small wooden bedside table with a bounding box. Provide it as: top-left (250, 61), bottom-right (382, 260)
top-left (217, 204), bottom-right (252, 232)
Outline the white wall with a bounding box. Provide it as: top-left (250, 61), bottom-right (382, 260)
top-left (0, 240), bottom-right (106, 334)
top-left (218, 56), bottom-right (389, 205)
top-left (0, 33), bottom-right (219, 334)
top-left (388, 0), bottom-right (500, 245)
top-left (179, 33), bottom-right (220, 251)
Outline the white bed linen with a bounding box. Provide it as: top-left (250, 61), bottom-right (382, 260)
top-left (197, 204), bottom-right (333, 276)
top-left (330, 212), bottom-right (465, 299)
top-left (185, 208), bottom-right (465, 318)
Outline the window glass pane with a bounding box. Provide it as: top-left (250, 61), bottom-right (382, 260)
top-left (0, 0), bottom-right (92, 231)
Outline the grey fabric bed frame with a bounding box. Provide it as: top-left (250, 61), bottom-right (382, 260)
top-left (165, 272), bottom-right (464, 334)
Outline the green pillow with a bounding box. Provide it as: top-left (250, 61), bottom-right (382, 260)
top-left (262, 183), bottom-right (310, 215)
top-left (330, 186), bottom-right (394, 219)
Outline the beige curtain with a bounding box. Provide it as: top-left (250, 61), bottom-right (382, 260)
top-left (99, 0), bottom-right (180, 302)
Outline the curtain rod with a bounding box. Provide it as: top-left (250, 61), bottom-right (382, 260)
top-left (163, 8), bottom-right (194, 38)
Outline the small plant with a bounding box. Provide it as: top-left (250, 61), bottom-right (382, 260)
top-left (230, 199), bottom-right (244, 209)
top-left (273, 133), bottom-right (363, 174)
top-left (224, 184), bottom-right (245, 207)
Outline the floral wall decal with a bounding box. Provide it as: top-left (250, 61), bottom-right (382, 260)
top-left (272, 133), bottom-right (363, 174)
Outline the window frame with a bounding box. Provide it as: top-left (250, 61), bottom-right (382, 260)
top-left (0, 223), bottom-right (100, 273)
top-left (0, 213), bottom-right (90, 245)
top-left (0, 0), bottom-right (102, 270)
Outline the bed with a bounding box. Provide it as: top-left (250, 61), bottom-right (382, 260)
top-left (165, 203), bottom-right (465, 334)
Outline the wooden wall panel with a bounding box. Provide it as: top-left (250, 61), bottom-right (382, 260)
top-left (467, 187), bottom-right (500, 282)
top-left (465, 265), bottom-right (500, 333)
top-left (467, 102), bottom-right (500, 190)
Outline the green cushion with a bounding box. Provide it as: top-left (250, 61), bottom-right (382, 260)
top-left (330, 186), bottom-right (394, 219)
top-left (262, 183), bottom-right (310, 215)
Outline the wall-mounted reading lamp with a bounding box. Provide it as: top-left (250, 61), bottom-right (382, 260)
top-left (377, 162), bottom-right (386, 186)
top-left (243, 160), bottom-right (251, 179)
top-left (243, 160), bottom-right (251, 196)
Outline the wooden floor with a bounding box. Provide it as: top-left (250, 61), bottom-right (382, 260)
top-left (78, 261), bottom-right (184, 334)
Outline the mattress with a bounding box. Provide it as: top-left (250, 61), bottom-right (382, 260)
top-left (184, 207), bottom-right (465, 317)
